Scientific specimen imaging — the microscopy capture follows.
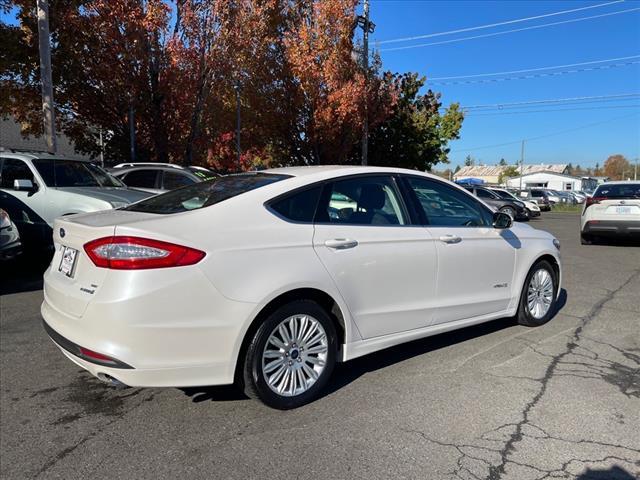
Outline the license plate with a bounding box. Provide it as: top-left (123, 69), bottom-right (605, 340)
top-left (58, 246), bottom-right (78, 278)
top-left (616, 206), bottom-right (632, 214)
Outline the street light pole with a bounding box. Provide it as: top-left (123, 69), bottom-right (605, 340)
top-left (234, 80), bottom-right (241, 171)
top-left (36, 0), bottom-right (57, 154)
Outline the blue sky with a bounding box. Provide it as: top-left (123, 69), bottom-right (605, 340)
top-left (3, 1), bottom-right (639, 168)
top-left (366, 0), bottom-right (640, 168)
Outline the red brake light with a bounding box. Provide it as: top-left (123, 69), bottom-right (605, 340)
top-left (84, 236), bottom-right (205, 269)
top-left (585, 196), bottom-right (603, 209)
top-left (79, 347), bottom-right (116, 362)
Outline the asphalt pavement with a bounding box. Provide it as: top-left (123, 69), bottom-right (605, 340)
top-left (1, 213), bottom-right (639, 480)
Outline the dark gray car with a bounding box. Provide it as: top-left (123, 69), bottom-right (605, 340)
top-left (463, 186), bottom-right (529, 220)
top-left (112, 164), bottom-right (218, 194)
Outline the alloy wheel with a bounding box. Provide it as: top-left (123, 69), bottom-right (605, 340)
top-left (526, 268), bottom-right (554, 319)
top-left (261, 314), bottom-right (328, 397)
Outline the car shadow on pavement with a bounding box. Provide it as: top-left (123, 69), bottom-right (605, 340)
top-left (180, 289), bottom-right (567, 405)
top-left (575, 465), bottom-right (637, 479)
top-left (0, 253), bottom-right (52, 296)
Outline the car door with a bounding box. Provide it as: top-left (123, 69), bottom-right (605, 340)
top-left (403, 175), bottom-right (517, 325)
top-left (312, 174), bottom-right (438, 339)
top-left (0, 157), bottom-right (51, 245)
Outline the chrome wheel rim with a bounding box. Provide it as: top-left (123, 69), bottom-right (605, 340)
top-left (262, 315), bottom-right (328, 397)
top-left (503, 207), bottom-right (515, 219)
top-left (527, 268), bottom-right (554, 319)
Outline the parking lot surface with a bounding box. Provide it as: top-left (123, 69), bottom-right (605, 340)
top-left (1, 213), bottom-right (639, 480)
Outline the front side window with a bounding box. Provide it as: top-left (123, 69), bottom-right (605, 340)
top-left (318, 176), bottom-right (407, 225)
top-left (124, 173), bottom-right (290, 214)
top-left (32, 159), bottom-right (123, 188)
top-left (476, 188), bottom-right (495, 199)
top-left (0, 158), bottom-right (34, 188)
top-left (405, 176), bottom-right (491, 227)
top-left (163, 171), bottom-right (196, 190)
top-left (122, 169), bottom-right (159, 189)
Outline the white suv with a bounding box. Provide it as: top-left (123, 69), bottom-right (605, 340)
top-left (580, 181), bottom-right (640, 245)
top-left (0, 152), bottom-right (152, 250)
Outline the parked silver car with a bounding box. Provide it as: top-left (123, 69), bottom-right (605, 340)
top-left (0, 208), bottom-right (21, 260)
top-left (0, 151), bottom-right (153, 249)
top-left (111, 163), bottom-right (219, 194)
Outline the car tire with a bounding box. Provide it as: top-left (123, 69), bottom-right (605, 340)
top-left (580, 233), bottom-right (593, 245)
top-left (500, 206), bottom-right (516, 219)
top-left (515, 260), bottom-right (558, 327)
top-left (242, 299), bottom-right (337, 409)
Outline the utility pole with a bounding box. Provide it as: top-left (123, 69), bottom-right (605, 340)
top-left (634, 158), bottom-right (638, 181)
top-left (356, 0), bottom-right (375, 166)
top-left (234, 80), bottom-right (242, 171)
top-left (128, 104), bottom-right (136, 162)
top-left (519, 140), bottom-right (525, 190)
top-left (99, 128), bottom-right (104, 167)
top-left (36, 0), bottom-right (57, 154)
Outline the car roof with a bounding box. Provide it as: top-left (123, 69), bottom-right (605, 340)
top-left (0, 151), bottom-right (92, 162)
top-left (261, 165), bottom-right (445, 181)
top-left (112, 165), bottom-right (193, 174)
top-left (598, 181), bottom-right (640, 186)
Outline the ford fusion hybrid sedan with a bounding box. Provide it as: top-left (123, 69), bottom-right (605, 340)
top-left (42, 166), bottom-right (562, 409)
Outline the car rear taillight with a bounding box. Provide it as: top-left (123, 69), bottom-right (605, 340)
top-left (584, 196), bottom-right (604, 212)
top-left (84, 236), bottom-right (205, 269)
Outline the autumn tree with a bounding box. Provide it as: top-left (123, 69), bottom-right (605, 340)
top-left (498, 165), bottom-right (520, 184)
top-left (603, 154), bottom-right (632, 180)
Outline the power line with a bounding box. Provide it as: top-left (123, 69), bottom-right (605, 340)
top-left (459, 93), bottom-right (640, 110)
top-left (450, 112), bottom-right (640, 153)
top-left (429, 56), bottom-right (640, 81)
top-left (378, 0), bottom-right (623, 44)
top-left (379, 7), bottom-right (640, 52)
top-left (464, 104), bottom-right (640, 116)
top-left (428, 60), bottom-right (640, 86)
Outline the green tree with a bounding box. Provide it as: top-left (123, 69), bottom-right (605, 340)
top-left (498, 165), bottom-right (520, 184)
top-left (361, 72), bottom-right (464, 170)
top-left (464, 155), bottom-right (475, 167)
top-left (499, 158), bottom-right (507, 166)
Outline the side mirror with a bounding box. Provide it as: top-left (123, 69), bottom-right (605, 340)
top-left (13, 179), bottom-right (35, 192)
top-left (493, 211), bottom-right (512, 229)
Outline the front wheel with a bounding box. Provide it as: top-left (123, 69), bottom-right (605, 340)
top-left (500, 206), bottom-right (516, 219)
top-left (242, 300), bottom-right (337, 409)
top-left (516, 260), bottom-right (558, 327)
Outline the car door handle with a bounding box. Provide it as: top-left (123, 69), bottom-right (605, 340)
top-left (439, 235), bottom-right (462, 244)
top-left (324, 239), bottom-right (358, 250)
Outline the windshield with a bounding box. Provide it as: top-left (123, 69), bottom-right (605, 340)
top-left (187, 167), bottom-right (218, 181)
top-left (33, 159), bottom-right (124, 188)
top-left (123, 173), bottom-right (290, 214)
top-left (594, 183), bottom-right (640, 199)
top-left (492, 189), bottom-right (518, 201)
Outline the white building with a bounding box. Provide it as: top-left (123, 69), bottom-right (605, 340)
top-left (453, 164), bottom-right (567, 184)
top-left (505, 171), bottom-right (597, 191)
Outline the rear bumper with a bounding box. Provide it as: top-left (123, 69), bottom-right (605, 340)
top-left (41, 266), bottom-right (262, 388)
top-left (582, 220), bottom-right (640, 237)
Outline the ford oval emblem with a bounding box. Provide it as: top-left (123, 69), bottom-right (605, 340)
top-left (59, 228), bottom-right (66, 238)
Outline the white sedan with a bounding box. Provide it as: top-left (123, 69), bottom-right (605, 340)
top-left (42, 166), bottom-right (562, 409)
top-left (580, 181), bottom-right (640, 244)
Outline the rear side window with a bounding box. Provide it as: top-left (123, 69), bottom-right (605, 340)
top-left (269, 186), bottom-right (322, 223)
top-left (594, 184), bottom-right (640, 199)
top-left (163, 171), bottom-right (195, 190)
top-left (122, 170), bottom-right (158, 189)
top-left (124, 173), bottom-right (290, 214)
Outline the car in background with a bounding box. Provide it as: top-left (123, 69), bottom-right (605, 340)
top-left (42, 166), bottom-right (562, 409)
top-left (0, 208), bottom-right (21, 260)
top-left (580, 181), bottom-right (640, 245)
top-left (463, 186), bottom-right (529, 220)
top-left (489, 188), bottom-right (541, 218)
top-left (568, 191), bottom-right (586, 204)
top-left (518, 189), bottom-right (553, 211)
top-left (553, 190), bottom-right (577, 205)
top-left (0, 152), bottom-right (152, 250)
top-left (111, 163), bottom-right (219, 194)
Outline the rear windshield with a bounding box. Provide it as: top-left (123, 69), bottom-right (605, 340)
top-left (33, 159), bottom-right (124, 188)
top-left (594, 183), bottom-right (640, 199)
top-left (123, 173), bottom-right (290, 214)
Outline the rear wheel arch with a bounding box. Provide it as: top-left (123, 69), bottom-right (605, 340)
top-left (234, 288), bottom-right (346, 383)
